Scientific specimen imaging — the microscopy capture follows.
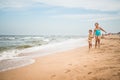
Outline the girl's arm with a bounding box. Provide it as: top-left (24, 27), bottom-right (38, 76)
top-left (100, 27), bottom-right (107, 33)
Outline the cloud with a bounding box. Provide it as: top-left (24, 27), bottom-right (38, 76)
top-left (51, 14), bottom-right (120, 21)
top-left (34, 0), bottom-right (120, 11)
top-left (0, 0), bottom-right (32, 9)
top-left (0, 0), bottom-right (120, 11)
top-left (0, 0), bottom-right (119, 22)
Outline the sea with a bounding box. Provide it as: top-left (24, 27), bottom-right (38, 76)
top-left (0, 35), bottom-right (87, 72)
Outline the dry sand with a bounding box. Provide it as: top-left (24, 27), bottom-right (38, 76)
top-left (0, 35), bottom-right (120, 80)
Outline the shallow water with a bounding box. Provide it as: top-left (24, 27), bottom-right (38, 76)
top-left (0, 35), bottom-right (87, 72)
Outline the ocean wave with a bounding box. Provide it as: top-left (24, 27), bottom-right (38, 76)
top-left (0, 37), bottom-right (16, 40)
top-left (20, 36), bottom-right (45, 40)
top-left (0, 50), bottom-right (21, 61)
top-left (19, 38), bottom-right (88, 57)
top-left (15, 45), bottom-right (33, 49)
top-left (0, 47), bottom-right (9, 52)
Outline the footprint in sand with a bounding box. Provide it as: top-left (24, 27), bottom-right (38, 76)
top-left (65, 69), bottom-right (71, 73)
top-left (68, 64), bottom-right (72, 66)
top-left (84, 65), bottom-right (87, 67)
top-left (51, 75), bottom-right (56, 79)
top-left (88, 72), bottom-right (92, 75)
top-left (117, 72), bottom-right (120, 76)
top-left (114, 50), bottom-right (120, 53)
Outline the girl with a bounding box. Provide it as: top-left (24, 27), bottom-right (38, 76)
top-left (88, 30), bottom-right (93, 50)
top-left (94, 23), bottom-right (107, 48)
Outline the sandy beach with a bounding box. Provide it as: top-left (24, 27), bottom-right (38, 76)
top-left (0, 35), bottom-right (120, 80)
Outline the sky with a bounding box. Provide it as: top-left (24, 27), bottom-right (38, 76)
top-left (0, 0), bottom-right (120, 35)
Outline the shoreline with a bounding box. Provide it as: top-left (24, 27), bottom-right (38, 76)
top-left (0, 37), bottom-right (87, 60)
top-left (0, 38), bottom-right (87, 72)
top-left (0, 35), bottom-right (120, 80)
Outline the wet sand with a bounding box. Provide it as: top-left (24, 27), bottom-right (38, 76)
top-left (0, 35), bottom-right (120, 80)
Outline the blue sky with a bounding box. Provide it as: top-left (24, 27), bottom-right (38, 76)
top-left (0, 0), bottom-right (120, 35)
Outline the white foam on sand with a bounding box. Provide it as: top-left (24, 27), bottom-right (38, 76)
top-left (0, 50), bottom-right (21, 61)
top-left (0, 58), bottom-right (35, 72)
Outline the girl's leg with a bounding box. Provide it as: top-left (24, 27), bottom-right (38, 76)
top-left (95, 36), bottom-right (98, 48)
top-left (89, 43), bottom-right (92, 51)
top-left (98, 37), bottom-right (101, 48)
top-left (91, 43), bottom-right (92, 48)
top-left (98, 39), bottom-right (100, 48)
top-left (90, 42), bottom-right (92, 49)
top-left (88, 41), bottom-right (90, 49)
top-left (89, 43), bottom-right (90, 49)
top-left (88, 41), bottom-right (92, 50)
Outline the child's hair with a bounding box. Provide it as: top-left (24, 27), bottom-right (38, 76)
top-left (89, 29), bottom-right (92, 32)
top-left (95, 22), bottom-right (99, 26)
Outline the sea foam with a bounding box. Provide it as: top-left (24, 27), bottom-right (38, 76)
top-left (0, 58), bottom-right (35, 72)
top-left (20, 38), bottom-right (88, 58)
